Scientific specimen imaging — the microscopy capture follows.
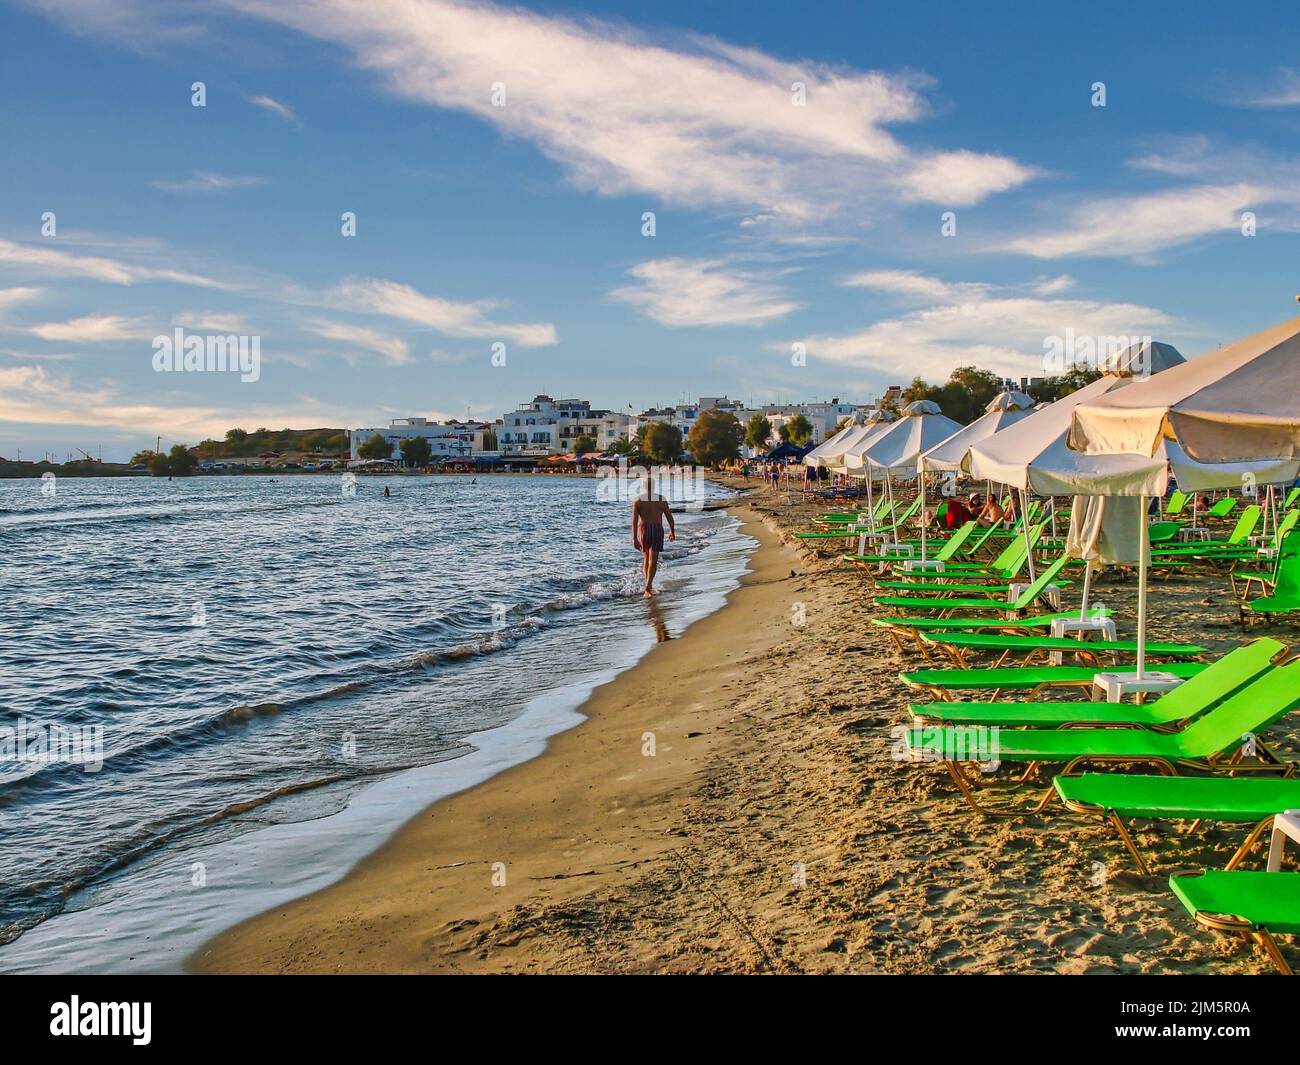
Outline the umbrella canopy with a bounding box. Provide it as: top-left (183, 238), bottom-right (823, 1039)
top-left (820, 420), bottom-right (897, 469)
top-left (1100, 339), bottom-right (1186, 377)
top-left (964, 374), bottom-right (1131, 491)
top-left (765, 441), bottom-right (811, 460)
top-left (985, 390), bottom-right (1034, 412)
top-left (803, 418), bottom-right (862, 466)
top-left (864, 408), bottom-right (898, 423)
top-left (849, 409), bottom-right (963, 475)
top-left (1069, 316), bottom-right (1300, 464)
top-left (919, 405), bottom-right (1031, 473)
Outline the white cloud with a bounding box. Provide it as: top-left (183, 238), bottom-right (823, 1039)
top-left (999, 183), bottom-right (1265, 260)
top-left (216, 0), bottom-right (1033, 223)
top-left (307, 320), bottom-right (412, 365)
top-left (171, 310), bottom-right (251, 333)
top-left (29, 314), bottom-right (153, 342)
top-left (151, 171), bottom-right (266, 194)
top-left (0, 363), bottom-right (356, 441)
top-left (791, 271), bottom-right (1178, 380)
top-left (1231, 68), bottom-right (1300, 108)
top-left (610, 258), bottom-right (799, 327)
top-left (248, 94), bottom-right (298, 122)
top-left (898, 150), bottom-right (1037, 206)
top-left (0, 238), bottom-right (227, 288)
top-left (330, 277), bottom-right (557, 347)
top-left (0, 287), bottom-right (44, 318)
top-left (840, 269), bottom-right (988, 303)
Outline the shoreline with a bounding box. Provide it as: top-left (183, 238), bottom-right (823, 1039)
top-left (191, 502), bottom-right (794, 973)
top-left (192, 486), bottom-right (1289, 975)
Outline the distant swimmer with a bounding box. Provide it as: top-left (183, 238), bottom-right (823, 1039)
top-left (631, 482), bottom-right (675, 597)
top-left (470, 478), bottom-right (477, 484)
top-left (383, 486), bottom-right (391, 497)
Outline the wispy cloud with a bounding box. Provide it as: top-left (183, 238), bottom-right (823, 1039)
top-left (0, 286), bottom-right (44, 314)
top-left (248, 94), bottom-right (298, 122)
top-left (217, 0), bottom-right (1034, 225)
top-left (151, 171), bottom-right (267, 194)
top-left (29, 313), bottom-right (153, 342)
top-left (307, 320), bottom-right (412, 365)
top-left (330, 277), bottom-right (557, 348)
top-left (610, 257), bottom-right (799, 327)
top-left (1230, 67), bottom-right (1300, 108)
top-left (0, 238), bottom-right (228, 288)
top-left (998, 183), bottom-right (1265, 260)
top-left (0, 363), bottom-right (357, 440)
top-left (790, 271), bottom-right (1178, 380)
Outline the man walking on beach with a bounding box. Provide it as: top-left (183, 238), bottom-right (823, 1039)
top-left (632, 481), bottom-right (675, 597)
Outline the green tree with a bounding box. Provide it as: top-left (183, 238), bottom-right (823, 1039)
top-left (225, 427), bottom-right (248, 447)
top-left (743, 413), bottom-right (772, 450)
top-left (358, 433), bottom-right (392, 461)
top-left (607, 437), bottom-right (635, 457)
top-left (644, 422), bottom-right (684, 463)
top-left (481, 429), bottom-right (498, 451)
top-left (948, 366), bottom-right (1001, 414)
top-left (168, 444), bottom-right (197, 476)
top-left (147, 452), bottom-right (171, 477)
top-left (784, 413), bottom-right (813, 447)
top-left (828, 417), bottom-right (850, 438)
top-left (130, 449), bottom-right (159, 466)
top-left (400, 435), bottom-right (433, 467)
top-left (573, 434), bottom-right (598, 455)
top-left (686, 409), bottom-right (742, 467)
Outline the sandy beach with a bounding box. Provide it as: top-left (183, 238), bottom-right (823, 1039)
top-left (192, 486), bottom-right (1294, 975)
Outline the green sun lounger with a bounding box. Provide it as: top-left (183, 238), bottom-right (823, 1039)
top-left (1164, 489), bottom-right (1190, 516)
top-left (1171, 870), bottom-right (1300, 974)
top-left (1287, 487), bottom-right (1300, 509)
top-left (872, 609), bottom-right (1112, 656)
top-left (844, 521), bottom-right (978, 567)
top-left (899, 661), bottom-right (1210, 701)
top-left (909, 637), bottom-right (1286, 728)
top-left (904, 524), bottom-right (1044, 577)
top-left (1207, 497), bottom-right (1239, 520)
top-left (876, 555), bottom-right (1069, 615)
top-left (905, 657), bottom-right (1300, 790)
top-left (1243, 551), bottom-right (1300, 620)
top-left (1056, 774), bottom-right (1300, 875)
top-left (918, 631), bottom-right (1206, 668)
top-left (1153, 506), bottom-right (1261, 556)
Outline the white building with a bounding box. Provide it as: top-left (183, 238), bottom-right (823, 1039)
top-left (350, 418), bottom-right (489, 463)
top-left (497, 395), bottom-right (631, 455)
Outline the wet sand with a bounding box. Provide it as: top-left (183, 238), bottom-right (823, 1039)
top-left (193, 487), bottom-right (1296, 974)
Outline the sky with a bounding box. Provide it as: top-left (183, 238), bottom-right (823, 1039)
top-left (3, 0), bottom-right (1300, 461)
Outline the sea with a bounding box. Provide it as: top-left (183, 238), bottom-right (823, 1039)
top-left (0, 471), bottom-right (752, 972)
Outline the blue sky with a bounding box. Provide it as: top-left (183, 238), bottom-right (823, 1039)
top-left (3, 0), bottom-right (1300, 460)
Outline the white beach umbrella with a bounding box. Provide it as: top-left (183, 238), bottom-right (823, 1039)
top-left (1099, 339), bottom-right (1186, 377)
top-left (1069, 316), bottom-right (1300, 464)
top-left (1063, 317), bottom-right (1300, 678)
top-left (919, 404), bottom-right (1031, 474)
top-left (848, 405), bottom-right (963, 475)
top-left (849, 404), bottom-right (963, 550)
top-left (803, 414), bottom-right (864, 467)
top-left (985, 390), bottom-right (1035, 412)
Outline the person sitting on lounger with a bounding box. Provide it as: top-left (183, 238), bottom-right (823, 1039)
top-left (975, 494), bottom-right (1004, 527)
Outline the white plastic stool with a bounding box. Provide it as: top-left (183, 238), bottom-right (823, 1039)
top-left (1091, 671), bottom-right (1186, 704)
top-left (1266, 810), bottom-right (1300, 872)
top-left (1048, 617), bottom-right (1117, 664)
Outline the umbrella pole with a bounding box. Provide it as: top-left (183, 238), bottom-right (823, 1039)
top-left (1020, 487), bottom-right (1036, 581)
top-left (887, 470), bottom-right (900, 545)
top-left (1079, 562), bottom-right (1093, 620)
top-left (864, 465), bottom-right (876, 531)
top-left (918, 469), bottom-right (928, 561)
top-left (1137, 493), bottom-right (1149, 680)
top-left (1049, 497), bottom-right (1057, 539)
